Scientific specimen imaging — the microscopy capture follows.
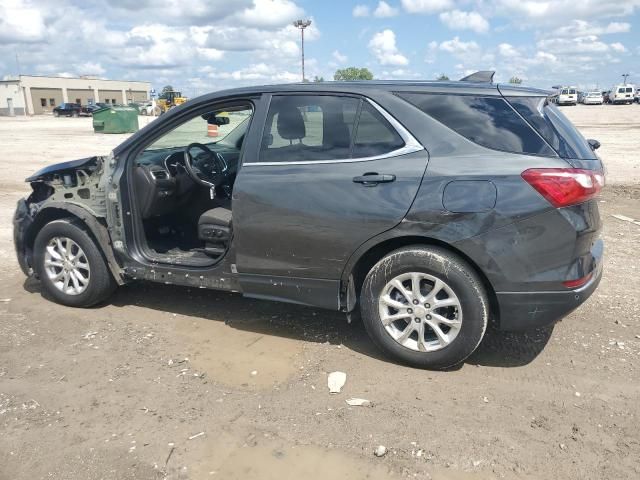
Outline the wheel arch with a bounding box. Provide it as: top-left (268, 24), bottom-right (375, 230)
top-left (341, 234), bottom-right (500, 327)
top-left (26, 203), bottom-right (124, 285)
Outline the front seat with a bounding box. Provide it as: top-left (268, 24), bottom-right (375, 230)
top-left (198, 206), bottom-right (232, 257)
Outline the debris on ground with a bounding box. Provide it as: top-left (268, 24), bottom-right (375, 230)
top-left (328, 371), bottom-right (346, 394)
top-left (188, 432), bottom-right (205, 440)
top-left (373, 445), bottom-right (388, 457)
top-left (345, 398), bottom-right (371, 407)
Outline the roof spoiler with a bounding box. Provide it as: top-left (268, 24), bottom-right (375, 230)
top-left (459, 71), bottom-right (495, 83)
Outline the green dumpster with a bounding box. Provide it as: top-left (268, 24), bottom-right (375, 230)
top-left (92, 106), bottom-right (139, 134)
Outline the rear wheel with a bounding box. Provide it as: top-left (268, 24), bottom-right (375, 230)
top-left (33, 219), bottom-right (116, 307)
top-left (360, 246), bottom-right (489, 369)
top-left (53, 111), bottom-right (59, 117)
top-left (72, 111), bottom-right (79, 118)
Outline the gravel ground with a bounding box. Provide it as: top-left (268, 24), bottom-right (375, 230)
top-left (0, 106), bottom-right (639, 480)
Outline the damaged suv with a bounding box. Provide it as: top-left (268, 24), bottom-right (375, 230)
top-left (13, 72), bottom-right (605, 369)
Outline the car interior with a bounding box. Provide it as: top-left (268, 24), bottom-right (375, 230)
top-left (132, 103), bottom-right (252, 265)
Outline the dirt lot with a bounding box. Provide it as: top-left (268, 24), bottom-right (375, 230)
top-left (0, 107), bottom-right (639, 480)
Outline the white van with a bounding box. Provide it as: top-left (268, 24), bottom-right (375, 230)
top-left (557, 86), bottom-right (578, 105)
top-left (611, 84), bottom-right (635, 104)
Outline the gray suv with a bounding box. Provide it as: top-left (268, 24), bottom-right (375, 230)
top-left (13, 71), bottom-right (604, 369)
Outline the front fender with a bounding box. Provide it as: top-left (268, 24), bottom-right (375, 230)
top-left (18, 202), bottom-right (125, 285)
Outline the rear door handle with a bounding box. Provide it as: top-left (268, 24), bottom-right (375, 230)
top-left (352, 173), bottom-right (396, 185)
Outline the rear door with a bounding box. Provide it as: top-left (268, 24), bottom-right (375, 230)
top-left (233, 92), bottom-right (428, 308)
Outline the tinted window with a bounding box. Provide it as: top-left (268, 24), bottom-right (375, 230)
top-left (506, 96), bottom-right (597, 160)
top-left (626, 87), bottom-right (633, 93)
top-left (352, 102), bottom-right (404, 157)
top-left (398, 93), bottom-right (555, 156)
top-left (260, 95), bottom-right (403, 163)
top-left (569, 89), bottom-right (576, 94)
top-left (618, 88), bottom-right (625, 93)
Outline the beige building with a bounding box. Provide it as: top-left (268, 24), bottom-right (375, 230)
top-left (1, 75), bottom-right (151, 115)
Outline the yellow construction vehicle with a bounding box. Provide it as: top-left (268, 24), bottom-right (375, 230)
top-left (156, 90), bottom-right (188, 113)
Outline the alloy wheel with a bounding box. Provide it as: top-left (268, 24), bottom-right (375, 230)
top-left (378, 272), bottom-right (462, 352)
top-left (44, 236), bottom-right (91, 295)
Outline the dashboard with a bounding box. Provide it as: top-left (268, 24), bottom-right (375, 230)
top-left (133, 142), bottom-right (241, 219)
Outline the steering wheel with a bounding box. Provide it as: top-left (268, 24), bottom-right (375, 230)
top-left (183, 143), bottom-right (229, 192)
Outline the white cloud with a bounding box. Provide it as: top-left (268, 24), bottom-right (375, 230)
top-left (401, 0), bottom-right (453, 14)
top-left (498, 43), bottom-right (519, 57)
top-left (232, 0), bottom-right (304, 29)
top-left (438, 37), bottom-right (480, 54)
top-left (353, 4), bottom-right (370, 17)
top-left (537, 35), bottom-right (612, 54)
top-left (369, 29), bottom-right (409, 65)
top-left (0, 0), bottom-right (47, 43)
top-left (77, 62), bottom-right (106, 75)
top-left (610, 42), bottom-right (626, 52)
top-left (552, 20), bottom-right (632, 37)
top-left (374, 1), bottom-right (399, 17)
top-left (439, 10), bottom-right (489, 33)
top-left (332, 50), bottom-right (348, 63)
top-left (493, 0), bottom-right (640, 25)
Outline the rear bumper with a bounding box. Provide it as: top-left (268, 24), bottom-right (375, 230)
top-left (496, 241), bottom-right (603, 331)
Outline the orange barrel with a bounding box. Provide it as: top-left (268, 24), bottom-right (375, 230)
top-left (207, 124), bottom-right (218, 137)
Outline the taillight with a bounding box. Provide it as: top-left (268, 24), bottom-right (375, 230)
top-left (563, 272), bottom-right (593, 289)
top-left (521, 168), bottom-right (605, 208)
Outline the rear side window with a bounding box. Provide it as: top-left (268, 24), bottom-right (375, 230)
top-left (398, 93), bottom-right (556, 156)
top-left (260, 95), bottom-right (404, 163)
top-left (506, 96), bottom-right (596, 160)
top-left (352, 102), bottom-right (404, 157)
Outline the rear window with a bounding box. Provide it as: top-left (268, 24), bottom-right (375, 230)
top-left (569, 89), bottom-right (576, 94)
top-left (626, 87), bottom-right (633, 93)
top-left (397, 93), bottom-right (556, 156)
top-left (561, 89), bottom-right (569, 94)
top-left (618, 88), bottom-right (625, 93)
top-left (506, 96), bottom-right (597, 160)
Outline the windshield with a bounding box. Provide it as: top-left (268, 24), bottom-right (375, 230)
top-left (145, 108), bottom-right (252, 151)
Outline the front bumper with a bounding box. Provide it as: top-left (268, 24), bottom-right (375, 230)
top-left (13, 198), bottom-right (34, 276)
top-left (496, 243), bottom-right (603, 331)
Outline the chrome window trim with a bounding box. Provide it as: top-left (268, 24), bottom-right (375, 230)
top-left (243, 98), bottom-right (424, 166)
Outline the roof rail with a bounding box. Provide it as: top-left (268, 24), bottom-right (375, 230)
top-left (459, 71), bottom-right (495, 83)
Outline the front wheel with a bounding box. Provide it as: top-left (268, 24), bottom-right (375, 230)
top-left (33, 219), bottom-right (116, 307)
top-left (360, 246), bottom-right (489, 369)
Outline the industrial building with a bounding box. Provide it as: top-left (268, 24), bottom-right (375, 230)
top-left (0, 75), bottom-right (150, 116)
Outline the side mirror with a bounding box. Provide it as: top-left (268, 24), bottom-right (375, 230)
top-left (588, 139), bottom-right (601, 151)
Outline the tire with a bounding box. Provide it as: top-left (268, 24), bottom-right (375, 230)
top-left (360, 246), bottom-right (489, 369)
top-left (72, 111), bottom-right (79, 118)
top-left (33, 219), bottom-right (117, 307)
top-left (53, 111), bottom-right (59, 117)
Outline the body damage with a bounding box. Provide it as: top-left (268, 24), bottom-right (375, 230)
top-left (13, 155), bottom-right (125, 284)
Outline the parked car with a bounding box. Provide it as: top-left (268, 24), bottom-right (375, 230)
top-left (610, 84), bottom-right (635, 104)
top-left (556, 86), bottom-right (578, 105)
top-left (138, 101), bottom-right (155, 115)
top-left (582, 91), bottom-right (603, 105)
top-left (52, 103), bottom-right (92, 117)
top-left (13, 72), bottom-right (605, 369)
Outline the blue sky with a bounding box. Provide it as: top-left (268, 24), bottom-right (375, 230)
top-left (1, 0), bottom-right (639, 95)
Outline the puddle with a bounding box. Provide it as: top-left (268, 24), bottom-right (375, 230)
top-left (174, 316), bottom-right (304, 388)
top-left (189, 435), bottom-right (395, 480)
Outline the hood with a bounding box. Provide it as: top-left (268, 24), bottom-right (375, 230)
top-left (26, 157), bottom-right (99, 183)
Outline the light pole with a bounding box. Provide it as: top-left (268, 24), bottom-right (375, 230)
top-left (292, 19), bottom-right (311, 82)
top-left (622, 73), bottom-right (630, 85)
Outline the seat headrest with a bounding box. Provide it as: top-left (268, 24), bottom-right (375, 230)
top-left (277, 105), bottom-right (306, 140)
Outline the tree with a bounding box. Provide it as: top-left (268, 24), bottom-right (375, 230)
top-left (509, 76), bottom-right (523, 84)
top-left (436, 74), bottom-right (450, 81)
top-left (159, 85), bottom-right (174, 99)
top-left (313, 76), bottom-right (324, 82)
top-left (334, 67), bottom-right (374, 81)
